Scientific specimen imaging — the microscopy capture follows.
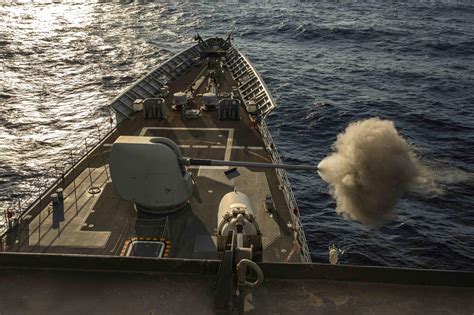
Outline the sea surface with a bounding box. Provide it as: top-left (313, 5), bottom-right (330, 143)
top-left (1, 0), bottom-right (473, 270)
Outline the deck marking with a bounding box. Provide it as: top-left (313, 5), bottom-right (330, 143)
top-left (28, 167), bottom-right (111, 249)
top-left (139, 128), bottom-right (264, 157)
top-left (139, 127), bottom-right (234, 160)
top-left (285, 240), bottom-right (300, 263)
top-left (140, 127), bottom-right (234, 136)
top-left (226, 129), bottom-right (234, 161)
top-left (193, 166), bottom-right (228, 171)
top-left (120, 238), bottom-right (170, 257)
top-left (142, 127), bottom-right (231, 131)
top-left (246, 150), bottom-right (272, 162)
top-left (179, 145), bottom-right (265, 150)
top-left (140, 127), bottom-right (238, 162)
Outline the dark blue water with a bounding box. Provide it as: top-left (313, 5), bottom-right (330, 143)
top-left (1, 1), bottom-right (473, 270)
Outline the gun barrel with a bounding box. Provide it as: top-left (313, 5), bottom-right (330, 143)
top-left (178, 157), bottom-right (318, 171)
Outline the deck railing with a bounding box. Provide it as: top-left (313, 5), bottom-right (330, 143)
top-left (225, 46), bottom-right (276, 121)
top-left (225, 43), bottom-right (311, 262)
top-left (259, 121), bottom-right (312, 263)
top-left (1, 122), bottom-right (116, 238)
top-left (111, 40), bottom-right (207, 122)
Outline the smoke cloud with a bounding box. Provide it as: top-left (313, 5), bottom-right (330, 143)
top-left (318, 118), bottom-right (420, 227)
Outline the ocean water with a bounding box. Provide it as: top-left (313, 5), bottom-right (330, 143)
top-left (1, 0), bottom-right (473, 270)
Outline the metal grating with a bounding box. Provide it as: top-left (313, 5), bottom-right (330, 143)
top-left (225, 46), bottom-right (277, 122)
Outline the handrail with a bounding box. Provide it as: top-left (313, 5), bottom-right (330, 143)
top-left (259, 121), bottom-right (312, 262)
top-left (226, 46), bottom-right (277, 121)
top-left (226, 42), bottom-right (311, 262)
top-left (1, 122), bottom-right (117, 237)
top-left (110, 40), bottom-right (207, 122)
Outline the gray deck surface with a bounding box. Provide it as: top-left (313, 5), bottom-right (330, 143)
top-left (3, 55), bottom-right (301, 262)
top-left (0, 268), bottom-right (472, 315)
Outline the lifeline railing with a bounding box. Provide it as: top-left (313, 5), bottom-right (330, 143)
top-left (226, 44), bottom-right (311, 262)
top-left (1, 121), bottom-right (117, 238)
top-left (259, 121), bottom-right (312, 262)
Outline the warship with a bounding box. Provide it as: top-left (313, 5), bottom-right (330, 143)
top-left (0, 34), bottom-right (473, 314)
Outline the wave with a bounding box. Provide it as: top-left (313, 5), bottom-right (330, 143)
top-left (402, 111), bottom-right (474, 132)
top-left (425, 39), bottom-right (474, 55)
top-left (274, 22), bottom-right (410, 42)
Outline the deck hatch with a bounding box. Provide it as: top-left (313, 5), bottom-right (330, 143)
top-left (126, 240), bottom-right (165, 258)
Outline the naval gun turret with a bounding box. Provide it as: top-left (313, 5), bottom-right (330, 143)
top-left (110, 136), bottom-right (317, 213)
top-left (110, 136), bottom-right (317, 259)
top-left (110, 136), bottom-right (194, 214)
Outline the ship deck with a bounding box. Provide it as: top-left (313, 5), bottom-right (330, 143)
top-left (0, 254), bottom-right (473, 315)
top-left (2, 38), bottom-right (473, 314)
top-left (3, 54), bottom-right (302, 262)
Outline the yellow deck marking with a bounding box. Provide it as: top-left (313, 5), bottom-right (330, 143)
top-left (119, 238), bottom-right (171, 257)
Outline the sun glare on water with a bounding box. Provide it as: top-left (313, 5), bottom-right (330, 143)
top-left (5, 1), bottom-right (94, 34)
